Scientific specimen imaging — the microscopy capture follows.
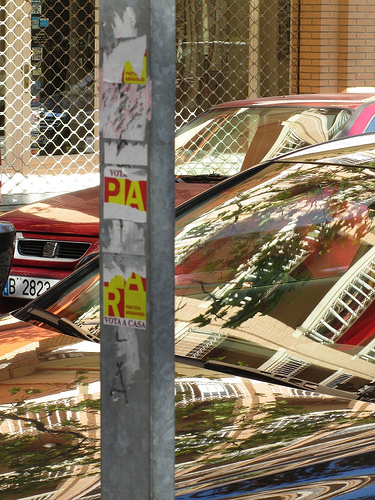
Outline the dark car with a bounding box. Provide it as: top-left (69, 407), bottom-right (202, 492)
top-left (2, 134), bottom-right (375, 497)
top-left (4, 92), bottom-right (375, 304)
top-left (2, 278), bottom-right (375, 499)
top-left (33, 75), bottom-right (95, 155)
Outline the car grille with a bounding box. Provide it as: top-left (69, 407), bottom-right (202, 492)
top-left (39, 112), bottom-right (67, 134)
top-left (39, 114), bottom-right (56, 132)
top-left (18, 239), bottom-right (91, 260)
top-left (39, 116), bottom-right (50, 132)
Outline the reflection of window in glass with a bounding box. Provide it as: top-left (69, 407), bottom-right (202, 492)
top-left (262, 109), bottom-right (352, 161)
top-left (175, 378), bottom-right (244, 401)
top-left (303, 245), bottom-right (375, 349)
top-left (174, 107), bottom-right (353, 177)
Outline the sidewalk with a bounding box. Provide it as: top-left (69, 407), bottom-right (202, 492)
top-left (0, 172), bottom-right (100, 210)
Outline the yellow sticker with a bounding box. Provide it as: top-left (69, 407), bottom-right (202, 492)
top-left (122, 51), bottom-right (147, 85)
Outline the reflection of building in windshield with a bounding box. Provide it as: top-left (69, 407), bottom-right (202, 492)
top-left (175, 161), bottom-right (375, 399)
top-left (174, 364), bottom-right (375, 498)
top-left (174, 107), bottom-right (352, 177)
top-left (0, 332), bottom-right (101, 497)
top-left (261, 109), bottom-right (351, 161)
top-left (175, 376), bottom-right (247, 403)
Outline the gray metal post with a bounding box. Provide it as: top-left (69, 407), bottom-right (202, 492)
top-left (99, 0), bottom-right (175, 497)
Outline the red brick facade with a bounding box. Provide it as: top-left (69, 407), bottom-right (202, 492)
top-left (298, 0), bottom-right (375, 93)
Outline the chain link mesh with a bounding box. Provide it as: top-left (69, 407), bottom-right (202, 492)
top-left (0, 0), bottom-right (99, 205)
top-left (0, 0), bottom-right (298, 204)
top-left (176, 0), bottom-right (299, 127)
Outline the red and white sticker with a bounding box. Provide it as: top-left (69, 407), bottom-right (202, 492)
top-left (103, 166), bottom-right (147, 222)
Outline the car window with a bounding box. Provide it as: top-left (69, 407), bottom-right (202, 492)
top-left (175, 160), bottom-right (375, 395)
top-left (175, 107), bottom-right (352, 176)
top-left (365, 116), bottom-right (375, 133)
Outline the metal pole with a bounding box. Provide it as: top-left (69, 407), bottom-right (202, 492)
top-left (99, 0), bottom-right (175, 497)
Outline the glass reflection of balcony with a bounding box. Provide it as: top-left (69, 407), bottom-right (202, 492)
top-left (302, 248), bottom-right (375, 347)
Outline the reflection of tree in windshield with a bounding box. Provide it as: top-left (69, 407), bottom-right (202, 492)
top-left (176, 163), bottom-right (375, 329)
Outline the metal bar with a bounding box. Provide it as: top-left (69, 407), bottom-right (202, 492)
top-left (343, 291), bottom-right (362, 307)
top-left (351, 283), bottom-right (370, 297)
top-left (328, 307), bottom-right (348, 326)
top-left (99, 0), bottom-right (175, 498)
top-left (320, 320), bottom-right (340, 336)
top-left (361, 271), bottom-right (375, 284)
top-left (337, 297), bottom-right (356, 315)
top-left (356, 277), bottom-right (373, 292)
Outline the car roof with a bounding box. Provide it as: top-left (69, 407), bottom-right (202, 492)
top-left (212, 93), bottom-right (375, 110)
top-left (276, 131), bottom-right (375, 165)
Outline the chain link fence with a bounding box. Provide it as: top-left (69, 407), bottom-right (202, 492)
top-left (0, 0), bottom-right (299, 206)
top-left (0, 0), bottom-right (99, 206)
top-left (176, 0), bottom-right (299, 127)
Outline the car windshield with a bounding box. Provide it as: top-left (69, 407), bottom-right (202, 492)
top-left (175, 157), bottom-right (375, 388)
top-left (174, 106), bottom-right (352, 177)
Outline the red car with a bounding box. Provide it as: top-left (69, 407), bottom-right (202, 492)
top-left (3, 92), bottom-right (375, 306)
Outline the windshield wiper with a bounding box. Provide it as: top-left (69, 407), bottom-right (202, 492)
top-left (176, 174), bottom-right (229, 183)
top-left (25, 305), bottom-right (99, 343)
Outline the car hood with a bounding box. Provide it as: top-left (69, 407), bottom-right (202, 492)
top-left (2, 186), bottom-right (100, 236)
top-left (1, 313), bottom-right (375, 499)
top-left (1, 181), bottom-right (222, 237)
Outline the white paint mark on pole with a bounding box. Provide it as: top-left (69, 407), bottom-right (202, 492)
top-left (102, 219), bottom-right (146, 255)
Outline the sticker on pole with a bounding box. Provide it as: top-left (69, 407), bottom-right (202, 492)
top-left (122, 51), bottom-right (147, 85)
top-left (103, 35), bottom-right (146, 85)
top-left (103, 165), bottom-right (147, 222)
top-left (104, 270), bottom-right (146, 329)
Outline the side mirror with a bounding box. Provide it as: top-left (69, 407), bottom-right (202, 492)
top-left (0, 222), bottom-right (15, 294)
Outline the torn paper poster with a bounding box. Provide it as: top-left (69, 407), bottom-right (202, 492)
top-left (112, 8), bottom-right (137, 39)
top-left (103, 257), bottom-right (146, 330)
top-left (103, 165), bottom-right (147, 223)
top-left (103, 35), bottom-right (147, 85)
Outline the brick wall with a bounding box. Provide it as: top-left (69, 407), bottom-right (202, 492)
top-left (346, 0), bottom-right (375, 89)
top-left (298, 0), bottom-right (375, 93)
top-left (299, 0), bottom-right (322, 93)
